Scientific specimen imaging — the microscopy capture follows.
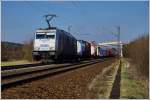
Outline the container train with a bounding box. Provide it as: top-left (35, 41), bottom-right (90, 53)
top-left (32, 15), bottom-right (117, 61)
top-left (32, 27), bottom-right (116, 61)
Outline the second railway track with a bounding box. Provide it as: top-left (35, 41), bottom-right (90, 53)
top-left (1, 58), bottom-right (108, 90)
top-left (1, 58), bottom-right (99, 71)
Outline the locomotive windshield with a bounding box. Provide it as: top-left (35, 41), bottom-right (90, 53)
top-left (46, 35), bottom-right (55, 39)
top-left (36, 33), bottom-right (55, 39)
top-left (36, 34), bottom-right (45, 39)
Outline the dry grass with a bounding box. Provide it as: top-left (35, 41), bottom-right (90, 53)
top-left (120, 59), bottom-right (149, 99)
top-left (87, 60), bottom-right (119, 99)
top-left (123, 34), bottom-right (149, 79)
top-left (122, 35), bottom-right (149, 98)
top-left (1, 60), bottom-right (36, 66)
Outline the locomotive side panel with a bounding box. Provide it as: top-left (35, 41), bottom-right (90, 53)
top-left (55, 30), bottom-right (77, 60)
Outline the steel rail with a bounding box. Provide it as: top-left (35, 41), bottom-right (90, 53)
top-left (2, 59), bottom-right (102, 78)
top-left (1, 59), bottom-right (106, 89)
top-left (1, 58), bottom-right (98, 71)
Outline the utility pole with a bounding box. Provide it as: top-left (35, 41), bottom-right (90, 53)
top-left (102, 26), bottom-right (122, 58)
top-left (117, 26), bottom-right (121, 58)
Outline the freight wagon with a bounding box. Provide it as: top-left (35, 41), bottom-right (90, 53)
top-left (97, 47), bottom-right (117, 57)
top-left (77, 40), bottom-right (91, 59)
top-left (77, 40), bottom-right (86, 58)
top-left (99, 48), bottom-right (108, 57)
top-left (84, 41), bottom-right (91, 58)
top-left (90, 42), bottom-right (97, 57)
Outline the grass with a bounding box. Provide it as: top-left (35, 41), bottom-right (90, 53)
top-left (1, 60), bottom-right (32, 66)
top-left (120, 59), bottom-right (148, 99)
top-left (87, 60), bottom-right (120, 99)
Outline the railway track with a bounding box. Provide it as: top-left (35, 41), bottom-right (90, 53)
top-left (1, 58), bottom-right (97, 71)
top-left (2, 63), bottom-right (41, 70)
top-left (2, 58), bottom-right (107, 90)
top-left (1, 62), bottom-right (52, 71)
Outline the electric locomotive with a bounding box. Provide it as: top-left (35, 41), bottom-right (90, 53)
top-left (32, 14), bottom-right (77, 61)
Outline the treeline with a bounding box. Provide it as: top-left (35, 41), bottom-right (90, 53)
top-left (1, 41), bottom-right (33, 61)
top-left (123, 34), bottom-right (149, 78)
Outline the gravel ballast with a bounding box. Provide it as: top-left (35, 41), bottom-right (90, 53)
top-left (2, 58), bottom-right (116, 99)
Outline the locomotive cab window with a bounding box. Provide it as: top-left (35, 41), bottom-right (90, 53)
top-left (46, 35), bottom-right (55, 39)
top-left (36, 34), bottom-right (45, 39)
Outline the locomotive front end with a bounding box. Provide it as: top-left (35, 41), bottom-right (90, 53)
top-left (33, 29), bottom-right (57, 60)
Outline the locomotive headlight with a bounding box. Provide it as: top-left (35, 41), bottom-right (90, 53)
top-left (34, 47), bottom-right (39, 51)
top-left (49, 47), bottom-right (54, 50)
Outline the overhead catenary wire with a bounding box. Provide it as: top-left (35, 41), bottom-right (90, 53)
top-left (71, 1), bottom-right (110, 43)
top-left (102, 26), bottom-right (121, 57)
top-left (24, 1), bottom-right (49, 14)
top-left (24, 1), bottom-right (101, 42)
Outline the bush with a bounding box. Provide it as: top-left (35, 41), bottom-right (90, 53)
top-left (22, 40), bottom-right (33, 61)
top-left (123, 34), bottom-right (149, 78)
top-left (1, 42), bottom-right (24, 61)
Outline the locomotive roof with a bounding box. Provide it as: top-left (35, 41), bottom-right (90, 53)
top-left (37, 27), bottom-right (57, 30)
top-left (36, 27), bottom-right (57, 32)
top-left (36, 28), bottom-right (76, 39)
top-left (77, 40), bottom-right (91, 44)
top-left (58, 29), bottom-right (76, 39)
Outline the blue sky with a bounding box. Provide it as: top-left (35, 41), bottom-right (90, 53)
top-left (1, 1), bottom-right (149, 43)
